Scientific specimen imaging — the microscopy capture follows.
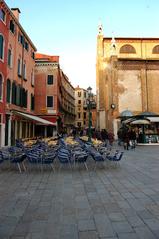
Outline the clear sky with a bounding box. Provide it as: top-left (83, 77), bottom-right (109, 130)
top-left (5, 0), bottom-right (159, 93)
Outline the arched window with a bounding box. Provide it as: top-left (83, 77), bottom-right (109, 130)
top-left (0, 34), bottom-right (4, 60)
top-left (120, 44), bottom-right (136, 54)
top-left (17, 57), bottom-right (21, 76)
top-left (6, 79), bottom-right (11, 103)
top-left (8, 48), bottom-right (12, 67)
top-left (152, 45), bottom-right (159, 54)
top-left (0, 74), bottom-right (3, 101)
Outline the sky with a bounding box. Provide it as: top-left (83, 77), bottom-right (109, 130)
top-left (5, 0), bottom-right (159, 93)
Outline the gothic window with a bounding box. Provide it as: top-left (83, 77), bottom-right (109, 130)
top-left (0, 74), bottom-right (3, 101)
top-left (17, 58), bottom-right (22, 76)
top-left (120, 44), bottom-right (136, 54)
top-left (0, 9), bottom-right (6, 22)
top-left (8, 48), bottom-right (12, 67)
top-left (0, 34), bottom-right (4, 60)
top-left (152, 45), bottom-right (159, 54)
top-left (6, 79), bottom-right (11, 103)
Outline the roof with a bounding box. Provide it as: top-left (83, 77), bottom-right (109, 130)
top-left (35, 53), bottom-right (59, 62)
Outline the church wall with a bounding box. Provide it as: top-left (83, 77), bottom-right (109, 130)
top-left (118, 70), bottom-right (142, 113)
top-left (147, 70), bottom-right (159, 113)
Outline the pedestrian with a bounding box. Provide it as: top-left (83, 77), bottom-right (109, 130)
top-left (101, 129), bottom-right (108, 146)
top-left (129, 128), bottom-right (137, 149)
top-left (123, 130), bottom-right (130, 150)
top-left (117, 128), bottom-right (123, 146)
top-left (108, 131), bottom-right (114, 146)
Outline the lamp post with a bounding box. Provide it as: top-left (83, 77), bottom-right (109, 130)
top-left (87, 86), bottom-right (92, 142)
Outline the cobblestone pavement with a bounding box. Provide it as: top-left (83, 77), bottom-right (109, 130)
top-left (1, 145), bottom-right (159, 239)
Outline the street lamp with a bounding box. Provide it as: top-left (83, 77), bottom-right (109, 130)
top-left (87, 86), bottom-right (92, 142)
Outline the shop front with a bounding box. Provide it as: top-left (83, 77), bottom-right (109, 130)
top-left (122, 112), bottom-right (159, 144)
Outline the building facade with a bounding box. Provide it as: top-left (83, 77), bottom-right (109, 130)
top-left (96, 24), bottom-right (159, 137)
top-left (75, 86), bottom-right (97, 129)
top-left (0, 1), bottom-right (55, 147)
top-left (35, 53), bottom-right (75, 136)
top-left (75, 86), bottom-right (87, 128)
top-left (0, 0), bottom-right (9, 147)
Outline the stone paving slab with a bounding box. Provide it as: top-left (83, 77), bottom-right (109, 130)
top-left (1, 145), bottom-right (159, 238)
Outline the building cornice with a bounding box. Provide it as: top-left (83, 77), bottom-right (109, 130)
top-left (35, 62), bottom-right (59, 67)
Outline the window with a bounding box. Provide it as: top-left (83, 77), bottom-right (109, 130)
top-left (17, 58), bottom-right (21, 76)
top-left (78, 91), bottom-right (81, 97)
top-left (0, 74), bottom-right (3, 101)
top-left (24, 41), bottom-right (29, 51)
top-left (10, 20), bottom-right (15, 34)
top-left (22, 89), bottom-right (27, 108)
top-left (31, 69), bottom-right (34, 86)
top-left (0, 9), bottom-right (6, 22)
top-left (83, 112), bottom-right (86, 119)
top-left (6, 79), bottom-right (11, 103)
top-left (12, 82), bottom-right (16, 104)
top-left (152, 45), bottom-right (159, 54)
top-left (47, 75), bottom-right (53, 85)
top-left (78, 100), bottom-right (81, 104)
top-left (78, 113), bottom-right (81, 119)
top-left (16, 84), bottom-right (20, 106)
top-left (31, 51), bottom-right (35, 59)
top-left (0, 34), bottom-right (4, 60)
top-left (84, 92), bottom-right (86, 98)
top-left (23, 63), bottom-right (26, 80)
top-left (120, 44), bottom-right (136, 54)
top-left (31, 94), bottom-right (34, 110)
top-left (18, 33), bottom-right (24, 45)
top-left (8, 49), bottom-right (12, 67)
top-left (47, 96), bottom-right (53, 107)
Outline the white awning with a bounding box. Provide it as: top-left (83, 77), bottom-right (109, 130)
top-left (146, 117), bottom-right (159, 122)
top-left (13, 111), bottom-right (56, 126)
top-left (122, 118), bottom-right (134, 124)
top-left (130, 119), bottom-right (150, 125)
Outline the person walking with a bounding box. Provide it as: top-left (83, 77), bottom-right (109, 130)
top-left (101, 129), bottom-right (108, 146)
top-left (123, 130), bottom-right (130, 150)
top-left (108, 131), bottom-right (114, 146)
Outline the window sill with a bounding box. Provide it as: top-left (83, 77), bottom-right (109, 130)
top-left (0, 58), bottom-right (4, 63)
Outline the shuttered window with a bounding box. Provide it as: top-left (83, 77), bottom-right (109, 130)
top-left (0, 74), bottom-right (3, 101)
top-left (6, 79), bottom-right (11, 103)
top-left (0, 35), bottom-right (4, 60)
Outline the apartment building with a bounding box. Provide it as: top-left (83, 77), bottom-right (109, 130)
top-left (0, 1), bottom-right (55, 146)
top-left (35, 53), bottom-right (75, 136)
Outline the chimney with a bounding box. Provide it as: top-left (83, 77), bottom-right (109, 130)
top-left (11, 8), bottom-right (21, 21)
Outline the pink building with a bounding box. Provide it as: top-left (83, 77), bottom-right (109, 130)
top-left (0, 1), bottom-right (54, 146)
top-left (0, 0), bottom-right (9, 147)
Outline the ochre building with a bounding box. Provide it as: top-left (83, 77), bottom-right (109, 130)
top-left (96, 24), bottom-right (159, 137)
